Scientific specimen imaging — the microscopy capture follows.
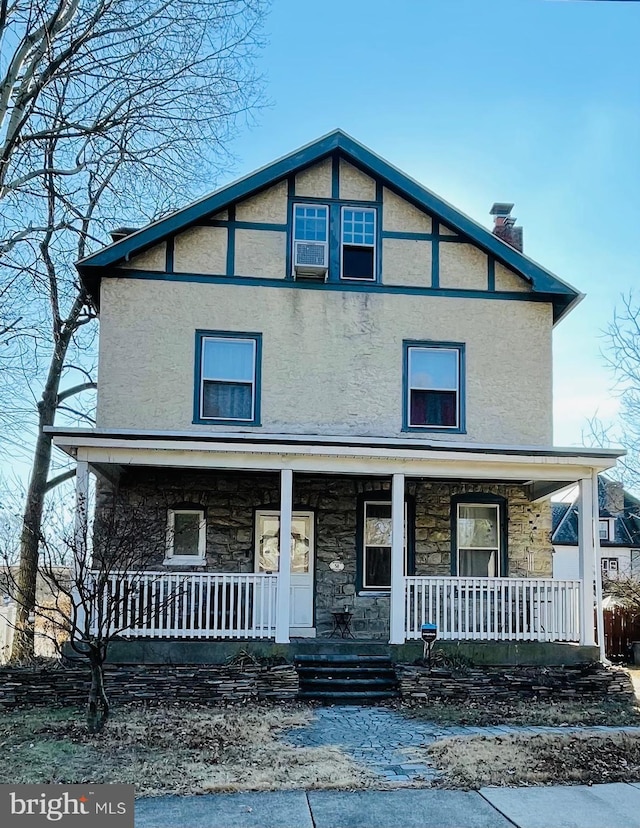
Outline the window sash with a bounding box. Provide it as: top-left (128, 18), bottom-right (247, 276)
top-left (340, 206), bottom-right (377, 280)
top-left (599, 519), bottom-right (611, 540)
top-left (166, 509), bottom-right (206, 560)
top-left (407, 346), bottom-right (460, 428)
top-left (456, 503), bottom-right (500, 577)
top-left (361, 500), bottom-right (407, 590)
top-left (293, 204), bottom-right (329, 242)
top-left (199, 336), bottom-right (256, 421)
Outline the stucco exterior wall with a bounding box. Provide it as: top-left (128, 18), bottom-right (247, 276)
top-left (339, 160), bottom-right (376, 201)
top-left (235, 181), bottom-right (288, 224)
top-left (174, 227), bottom-right (227, 274)
top-left (105, 469), bottom-right (553, 640)
top-left (234, 229), bottom-right (286, 279)
top-left (382, 238), bottom-right (432, 286)
top-left (495, 262), bottom-right (532, 293)
top-left (295, 159), bottom-right (332, 198)
top-left (382, 187), bottom-right (432, 233)
top-left (97, 278), bottom-right (553, 444)
top-left (122, 243), bottom-right (166, 272)
top-left (439, 243), bottom-right (488, 291)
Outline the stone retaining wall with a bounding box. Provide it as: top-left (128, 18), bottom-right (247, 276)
top-left (0, 663), bottom-right (299, 708)
top-left (397, 663), bottom-right (634, 703)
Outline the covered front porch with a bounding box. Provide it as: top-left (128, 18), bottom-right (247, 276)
top-left (50, 429), bottom-right (619, 652)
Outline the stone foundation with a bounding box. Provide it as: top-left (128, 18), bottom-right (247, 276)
top-left (99, 469), bottom-right (554, 640)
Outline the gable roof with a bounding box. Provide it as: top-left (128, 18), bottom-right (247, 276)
top-left (77, 129), bottom-right (582, 321)
top-left (552, 477), bottom-right (640, 547)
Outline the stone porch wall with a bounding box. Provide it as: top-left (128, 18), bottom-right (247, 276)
top-left (98, 470), bottom-right (553, 640)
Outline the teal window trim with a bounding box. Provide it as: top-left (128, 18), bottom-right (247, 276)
top-left (450, 493), bottom-right (508, 577)
top-left (402, 340), bottom-right (466, 434)
top-left (193, 329), bottom-right (262, 426)
top-left (285, 192), bottom-right (381, 283)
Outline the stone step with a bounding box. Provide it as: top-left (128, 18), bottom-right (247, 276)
top-left (298, 689), bottom-right (397, 704)
top-left (299, 677), bottom-right (397, 692)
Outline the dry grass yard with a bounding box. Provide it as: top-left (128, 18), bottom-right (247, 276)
top-left (0, 705), bottom-right (374, 795)
top-left (428, 730), bottom-right (640, 789)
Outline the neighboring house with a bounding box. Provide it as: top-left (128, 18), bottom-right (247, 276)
top-left (0, 568), bottom-right (71, 662)
top-left (552, 478), bottom-right (640, 582)
top-left (48, 130), bottom-right (620, 661)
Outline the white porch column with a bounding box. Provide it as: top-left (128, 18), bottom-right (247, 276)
top-left (592, 470), bottom-right (606, 661)
top-left (578, 475), bottom-right (596, 647)
top-left (275, 469), bottom-right (293, 644)
top-left (389, 473), bottom-right (405, 645)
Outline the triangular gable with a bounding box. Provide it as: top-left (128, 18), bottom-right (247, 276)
top-left (77, 129), bottom-right (581, 321)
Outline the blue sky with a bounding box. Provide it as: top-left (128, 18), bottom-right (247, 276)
top-left (221, 0), bottom-right (640, 447)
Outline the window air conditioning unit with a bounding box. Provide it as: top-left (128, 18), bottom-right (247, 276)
top-left (293, 241), bottom-right (328, 279)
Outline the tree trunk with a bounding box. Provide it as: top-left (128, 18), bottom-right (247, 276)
top-left (10, 342), bottom-right (66, 662)
top-left (86, 650), bottom-right (109, 734)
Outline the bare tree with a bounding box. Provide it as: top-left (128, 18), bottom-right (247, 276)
top-left (1, 0), bottom-right (267, 660)
top-left (2, 485), bottom-right (185, 733)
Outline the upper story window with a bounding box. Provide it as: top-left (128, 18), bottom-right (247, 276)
top-left (195, 331), bottom-right (261, 425)
top-left (403, 342), bottom-right (464, 432)
top-left (292, 204), bottom-right (329, 277)
top-left (341, 206), bottom-right (376, 280)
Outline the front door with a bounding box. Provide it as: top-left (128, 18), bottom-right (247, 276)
top-left (255, 510), bottom-right (315, 634)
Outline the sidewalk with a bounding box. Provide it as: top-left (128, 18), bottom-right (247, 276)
top-left (135, 782), bottom-right (640, 828)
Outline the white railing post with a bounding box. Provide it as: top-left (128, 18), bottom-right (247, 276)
top-left (275, 469), bottom-right (293, 644)
top-left (578, 475), bottom-right (597, 646)
top-left (390, 473), bottom-right (405, 644)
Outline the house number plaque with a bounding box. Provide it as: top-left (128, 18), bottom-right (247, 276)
top-left (329, 560), bottom-right (344, 572)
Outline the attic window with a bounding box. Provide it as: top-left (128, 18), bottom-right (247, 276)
top-left (341, 207), bottom-right (376, 280)
top-left (599, 519), bottom-right (614, 542)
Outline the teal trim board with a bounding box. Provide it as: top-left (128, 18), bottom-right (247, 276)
top-left (78, 129), bottom-right (581, 322)
top-left (226, 205), bottom-right (236, 276)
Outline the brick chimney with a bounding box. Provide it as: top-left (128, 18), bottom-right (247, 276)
top-left (490, 203), bottom-right (523, 252)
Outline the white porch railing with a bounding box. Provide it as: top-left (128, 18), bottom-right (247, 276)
top-left (405, 577), bottom-right (581, 642)
top-left (90, 572), bottom-right (278, 639)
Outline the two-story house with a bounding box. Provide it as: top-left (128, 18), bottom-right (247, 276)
top-left (50, 130), bottom-right (621, 662)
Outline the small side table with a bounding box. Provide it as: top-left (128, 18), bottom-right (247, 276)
top-left (330, 610), bottom-right (355, 639)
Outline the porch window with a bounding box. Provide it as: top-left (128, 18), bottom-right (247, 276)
top-left (165, 509), bottom-right (206, 565)
top-left (361, 501), bottom-right (409, 590)
top-left (403, 342), bottom-right (464, 431)
top-left (195, 331), bottom-right (261, 424)
top-left (456, 503), bottom-right (501, 577)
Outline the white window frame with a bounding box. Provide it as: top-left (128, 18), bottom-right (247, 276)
top-left (407, 346), bottom-right (460, 430)
top-left (599, 518), bottom-right (614, 542)
top-left (292, 203), bottom-right (329, 242)
top-left (456, 503), bottom-right (501, 578)
top-left (199, 335), bottom-right (257, 422)
top-left (340, 206), bottom-right (377, 281)
top-left (164, 508), bottom-right (206, 566)
top-left (361, 500), bottom-right (407, 592)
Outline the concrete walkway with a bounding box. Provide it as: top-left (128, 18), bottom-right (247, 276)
top-left (282, 705), bottom-right (640, 784)
top-left (135, 783), bottom-right (640, 827)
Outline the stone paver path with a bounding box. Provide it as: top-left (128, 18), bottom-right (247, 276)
top-left (282, 706), bottom-right (640, 786)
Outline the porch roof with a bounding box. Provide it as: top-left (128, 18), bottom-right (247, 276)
top-left (48, 428), bottom-right (622, 499)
